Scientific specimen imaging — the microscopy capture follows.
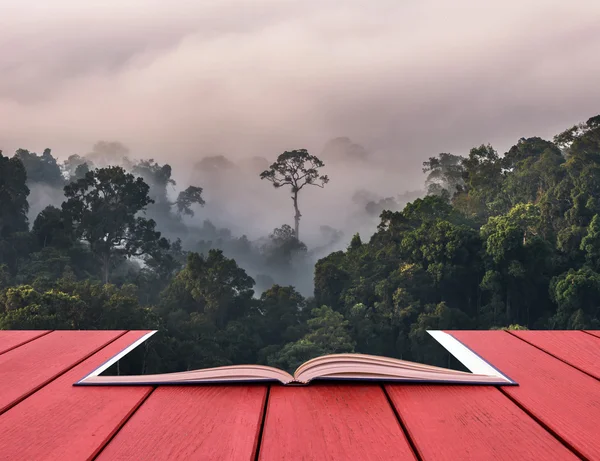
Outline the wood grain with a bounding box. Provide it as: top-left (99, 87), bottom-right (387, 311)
top-left (0, 331), bottom-right (153, 461)
top-left (0, 330), bottom-right (127, 414)
top-left (258, 383), bottom-right (417, 461)
top-left (0, 330), bottom-right (50, 355)
top-left (450, 330), bottom-right (600, 460)
top-left (97, 385), bottom-right (267, 461)
top-left (386, 385), bottom-right (578, 461)
top-left (510, 330), bottom-right (600, 379)
top-left (585, 330), bottom-right (600, 339)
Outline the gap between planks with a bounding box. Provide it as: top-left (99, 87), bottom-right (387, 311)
top-left (496, 387), bottom-right (588, 461)
top-left (0, 330), bottom-right (54, 357)
top-left (380, 384), bottom-right (424, 461)
top-left (253, 385), bottom-right (271, 461)
top-left (90, 386), bottom-right (157, 461)
top-left (0, 330), bottom-right (130, 417)
top-left (581, 330), bottom-right (600, 340)
top-left (505, 330), bottom-right (599, 382)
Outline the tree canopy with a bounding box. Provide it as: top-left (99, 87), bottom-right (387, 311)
top-left (2, 114), bottom-right (600, 374)
top-left (62, 166), bottom-right (169, 283)
top-left (260, 149), bottom-right (329, 239)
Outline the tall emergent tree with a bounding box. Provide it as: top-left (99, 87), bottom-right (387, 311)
top-left (62, 166), bottom-right (169, 283)
top-left (260, 149), bottom-right (329, 239)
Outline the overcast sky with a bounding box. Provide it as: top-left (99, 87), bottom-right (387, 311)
top-left (1, 0), bottom-right (600, 190)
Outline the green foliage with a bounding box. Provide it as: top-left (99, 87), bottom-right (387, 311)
top-left (62, 166), bottom-right (169, 283)
top-left (0, 280), bottom-right (155, 330)
top-left (0, 151), bottom-right (30, 238)
top-left (581, 214), bottom-right (600, 270)
top-left (0, 152), bottom-right (31, 274)
top-left (32, 206), bottom-right (72, 249)
top-left (268, 305), bottom-right (355, 372)
top-left (458, 144), bottom-right (503, 218)
top-left (409, 302), bottom-right (473, 366)
top-left (550, 268), bottom-right (600, 329)
top-left (349, 233), bottom-right (363, 250)
top-left (2, 113), bottom-right (600, 375)
top-left (257, 285), bottom-right (305, 346)
top-left (176, 250), bottom-right (255, 326)
top-left (261, 224), bottom-right (307, 271)
top-left (490, 324), bottom-right (529, 330)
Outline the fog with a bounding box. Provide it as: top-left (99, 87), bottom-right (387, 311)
top-left (2, 0), bottom-right (600, 293)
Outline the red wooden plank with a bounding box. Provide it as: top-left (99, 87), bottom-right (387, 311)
top-left (0, 330), bottom-right (125, 414)
top-left (450, 330), bottom-right (600, 460)
top-left (97, 385), bottom-right (267, 461)
top-left (386, 385), bottom-right (579, 461)
top-left (0, 330), bottom-right (50, 355)
top-left (258, 384), bottom-right (417, 461)
top-left (585, 330), bottom-right (600, 339)
top-left (509, 330), bottom-right (600, 379)
top-left (0, 331), bottom-right (153, 461)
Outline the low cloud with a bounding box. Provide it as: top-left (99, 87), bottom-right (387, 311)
top-left (1, 0), bottom-right (600, 250)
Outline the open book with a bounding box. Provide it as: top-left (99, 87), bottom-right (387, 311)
top-left (75, 331), bottom-right (516, 386)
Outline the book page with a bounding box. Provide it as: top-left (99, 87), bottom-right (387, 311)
top-left (294, 353), bottom-right (472, 377)
top-left (294, 354), bottom-right (508, 384)
top-left (80, 364), bottom-right (294, 385)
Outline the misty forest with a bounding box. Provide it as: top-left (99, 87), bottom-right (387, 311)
top-left (1, 115), bottom-right (599, 373)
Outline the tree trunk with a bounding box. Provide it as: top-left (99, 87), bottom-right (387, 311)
top-left (506, 286), bottom-right (511, 322)
top-left (102, 253), bottom-right (110, 284)
top-left (292, 191), bottom-right (301, 240)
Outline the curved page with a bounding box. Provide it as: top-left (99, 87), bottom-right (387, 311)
top-left (80, 365), bottom-right (294, 385)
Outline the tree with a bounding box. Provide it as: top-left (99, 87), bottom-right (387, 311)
top-left (422, 153), bottom-right (465, 198)
top-left (262, 224), bottom-right (307, 270)
top-left (62, 166), bottom-right (169, 283)
top-left (256, 285), bottom-right (305, 350)
top-left (153, 250), bottom-right (259, 372)
top-left (365, 197), bottom-right (402, 217)
top-left (0, 285), bottom-right (86, 329)
top-left (260, 149), bottom-right (329, 239)
top-left (409, 302), bottom-right (473, 366)
top-left (63, 154), bottom-right (94, 182)
top-left (554, 115), bottom-right (600, 155)
top-left (499, 138), bottom-right (565, 213)
top-left (0, 152), bottom-right (31, 273)
top-left (550, 268), bottom-right (600, 329)
top-left (0, 152), bottom-right (30, 237)
top-left (268, 305), bottom-right (355, 372)
top-left (131, 159), bottom-right (175, 206)
top-left (480, 203), bottom-right (552, 325)
top-left (349, 233), bottom-right (362, 250)
top-left (175, 186), bottom-right (205, 217)
top-left (32, 206), bottom-right (72, 249)
top-left (581, 214), bottom-right (600, 270)
top-left (313, 251), bottom-right (351, 311)
top-left (173, 250), bottom-right (255, 328)
top-left (456, 144), bottom-right (503, 219)
top-left (14, 148), bottom-right (64, 187)
top-left (0, 280), bottom-right (156, 330)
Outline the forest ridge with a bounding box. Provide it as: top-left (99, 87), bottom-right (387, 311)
top-left (0, 114), bottom-right (599, 372)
